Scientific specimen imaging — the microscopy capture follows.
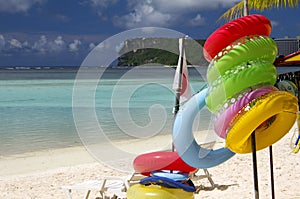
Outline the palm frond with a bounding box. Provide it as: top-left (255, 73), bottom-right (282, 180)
top-left (251, 0), bottom-right (299, 10)
top-left (219, 0), bottom-right (300, 22)
top-left (218, 1), bottom-right (244, 22)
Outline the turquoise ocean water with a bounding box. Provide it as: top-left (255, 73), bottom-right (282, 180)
top-left (0, 66), bottom-right (209, 155)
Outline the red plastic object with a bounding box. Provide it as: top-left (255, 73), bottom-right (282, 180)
top-left (203, 14), bottom-right (272, 61)
top-left (133, 151), bottom-right (197, 176)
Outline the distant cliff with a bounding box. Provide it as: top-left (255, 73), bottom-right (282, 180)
top-left (117, 38), bottom-right (209, 66)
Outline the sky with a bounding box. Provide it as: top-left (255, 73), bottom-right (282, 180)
top-left (0, 0), bottom-right (299, 66)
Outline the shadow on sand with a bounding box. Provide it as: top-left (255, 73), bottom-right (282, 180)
top-left (196, 183), bottom-right (238, 193)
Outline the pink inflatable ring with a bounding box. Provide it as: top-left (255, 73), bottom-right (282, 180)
top-left (214, 85), bottom-right (278, 138)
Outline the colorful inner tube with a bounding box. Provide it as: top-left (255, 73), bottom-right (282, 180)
top-left (214, 86), bottom-right (278, 138)
top-left (133, 151), bottom-right (197, 176)
top-left (225, 91), bottom-right (298, 153)
top-left (173, 88), bottom-right (235, 168)
top-left (207, 36), bottom-right (278, 82)
top-left (151, 171), bottom-right (189, 181)
top-left (203, 14), bottom-right (271, 61)
top-left (126, 184), bottom-right (194, 199)
top-left (203, 14), bottom-right (298, 155)
top-left (276, 80), bottom-right (299, 97)
top-left (206, 62), bottom-right (277, 113)
top-left (140, 176), bottom-right (196, 192)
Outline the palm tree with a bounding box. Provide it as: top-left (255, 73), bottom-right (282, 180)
top-left (220, 0), bottom-right (299, 20)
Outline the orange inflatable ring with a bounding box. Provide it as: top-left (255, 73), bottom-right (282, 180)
top-left (225, 91), bottom-right (298, 153)
top-left (203, 14), bottom-right (271, 61)
top-left (133, 151), bottom-right (197, 176)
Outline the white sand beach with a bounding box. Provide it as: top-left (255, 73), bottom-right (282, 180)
top-left (0, 125), bottom-right (299, 199)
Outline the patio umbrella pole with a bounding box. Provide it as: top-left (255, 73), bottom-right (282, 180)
top-left (172, 36), bottom-right (185, 152)
top-left (269, 145), bottom-right (275, 199)
top-left (251, 132), bottom-right (259, 199)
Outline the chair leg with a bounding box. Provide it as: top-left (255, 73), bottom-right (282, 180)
top-left (203, 169), bottom-right (215, 188)
top-left (84, 190), bottom-right (91, 199)
top-left (62, 189), bottom-right (73, 199)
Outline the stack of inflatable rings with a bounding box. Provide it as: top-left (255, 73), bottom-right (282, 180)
top-left (204, 14), bottom-right (298, 154)
top-left (126, 151), bottom-right (197, 199)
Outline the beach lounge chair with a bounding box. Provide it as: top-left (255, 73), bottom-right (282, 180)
top-left (190, 168), bottom-right (215, 188)
top-left (61, 177), bottom-right (126, 199)
top-left (125, 172), bottom-right (145, 188)
top-left (126, 170), bottom-right (215, 191)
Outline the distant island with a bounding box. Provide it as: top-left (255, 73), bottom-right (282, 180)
top-left (117, 38), bottom-right (209, 66)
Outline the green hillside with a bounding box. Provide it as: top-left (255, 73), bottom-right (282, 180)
top-left (117, 38), bottom-right (209, 66)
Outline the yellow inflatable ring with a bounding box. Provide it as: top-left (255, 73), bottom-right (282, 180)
top-left (207, 36), bottom-right (277, 82)
top-left (206, 62), bottom-right (277, 113)
top-left (225, 91), bottom-right (298, 154)
top-left (126, 184), bottom-right (194, 199)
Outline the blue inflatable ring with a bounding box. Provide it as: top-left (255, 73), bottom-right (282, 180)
top-left (140, 176), bottom-right (196, 192)
top-left (151, 171), bottom-right (189, 181)
top-left (173, 88), bottom-right (235, 168)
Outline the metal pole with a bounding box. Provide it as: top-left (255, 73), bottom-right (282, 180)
top-left (243, 0), bottom-right (249, 16)
top-left (174, 36), bottom-right (186, 116)
top-left (269, 146), bottom-right (275, 199)
top-left (251, 132), bottom-right (259, 199)
top-left (172, 36), bottom-right (185, 152)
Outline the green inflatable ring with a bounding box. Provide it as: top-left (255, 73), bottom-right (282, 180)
top-left (207, 36), bottom-right (277, 82)
top-left (206, 62), bottom-right (277, 113)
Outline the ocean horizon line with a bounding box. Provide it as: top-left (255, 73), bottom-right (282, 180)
top-left (0, 65), bottom-right (210, 70)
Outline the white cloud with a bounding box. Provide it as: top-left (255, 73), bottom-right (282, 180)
top-left (88, 0), bottom-right (120, 19)
top-left (140, 27), bottom-right (156, 34)
top-left (89, 0), bottom-right (119, 8)
top-left (114, 3), bottom-right (171, 28)
top-left (0, 0), bottom-right (46, 13)
top-left (89, 42), bottom-right (96, 51)
top-left (54, 36), bottom-right (64, 46)
top-left (0, 35), bottom-right (5, 50)
top-left (9, 39), bottom-right (22, 49)
top-left (69, 39), bottom-right (82, 52)
top-left (271, 20), bottom-right (279, 27)
top-left (32, 35), bottom-right (67, 53)
top-left (48, 36), bottom-right (66, 52)
top-left (150, 0), bottom-right (237, 12)
top-left (0, 34), bottom-right (96, 55)
top-left (115, 42), bottom-right (124, 53)
top-left (22, 41), bottom-right (32, 52)
top-left (113, 0), bottom-right (238, 29)
top-left (190, 14), bottom-right (205, 26)
top-left (33, 35), bottom-right (48, 53)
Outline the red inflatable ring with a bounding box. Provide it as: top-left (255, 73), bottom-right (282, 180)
top-left (203, 14), bottom-right (271, 61)
top-left (133, 151), bottom-right (197, 176)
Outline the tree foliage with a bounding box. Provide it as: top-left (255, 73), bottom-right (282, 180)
top-left (220, 0), bottom-right (299, 21)
top-left (118, 38), bottom-right (208, 66)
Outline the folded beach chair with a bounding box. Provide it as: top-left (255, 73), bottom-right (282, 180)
top-left (61, 177), bottom-right (126, 199)
top-left (127, 170), bottom-right (215, 191)
top-left (191, 141), bottom-right (216, 189)
top-left (125, 172), bottom-right (145, 188)
top-left (190, 168), bottom-right (215, 188)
